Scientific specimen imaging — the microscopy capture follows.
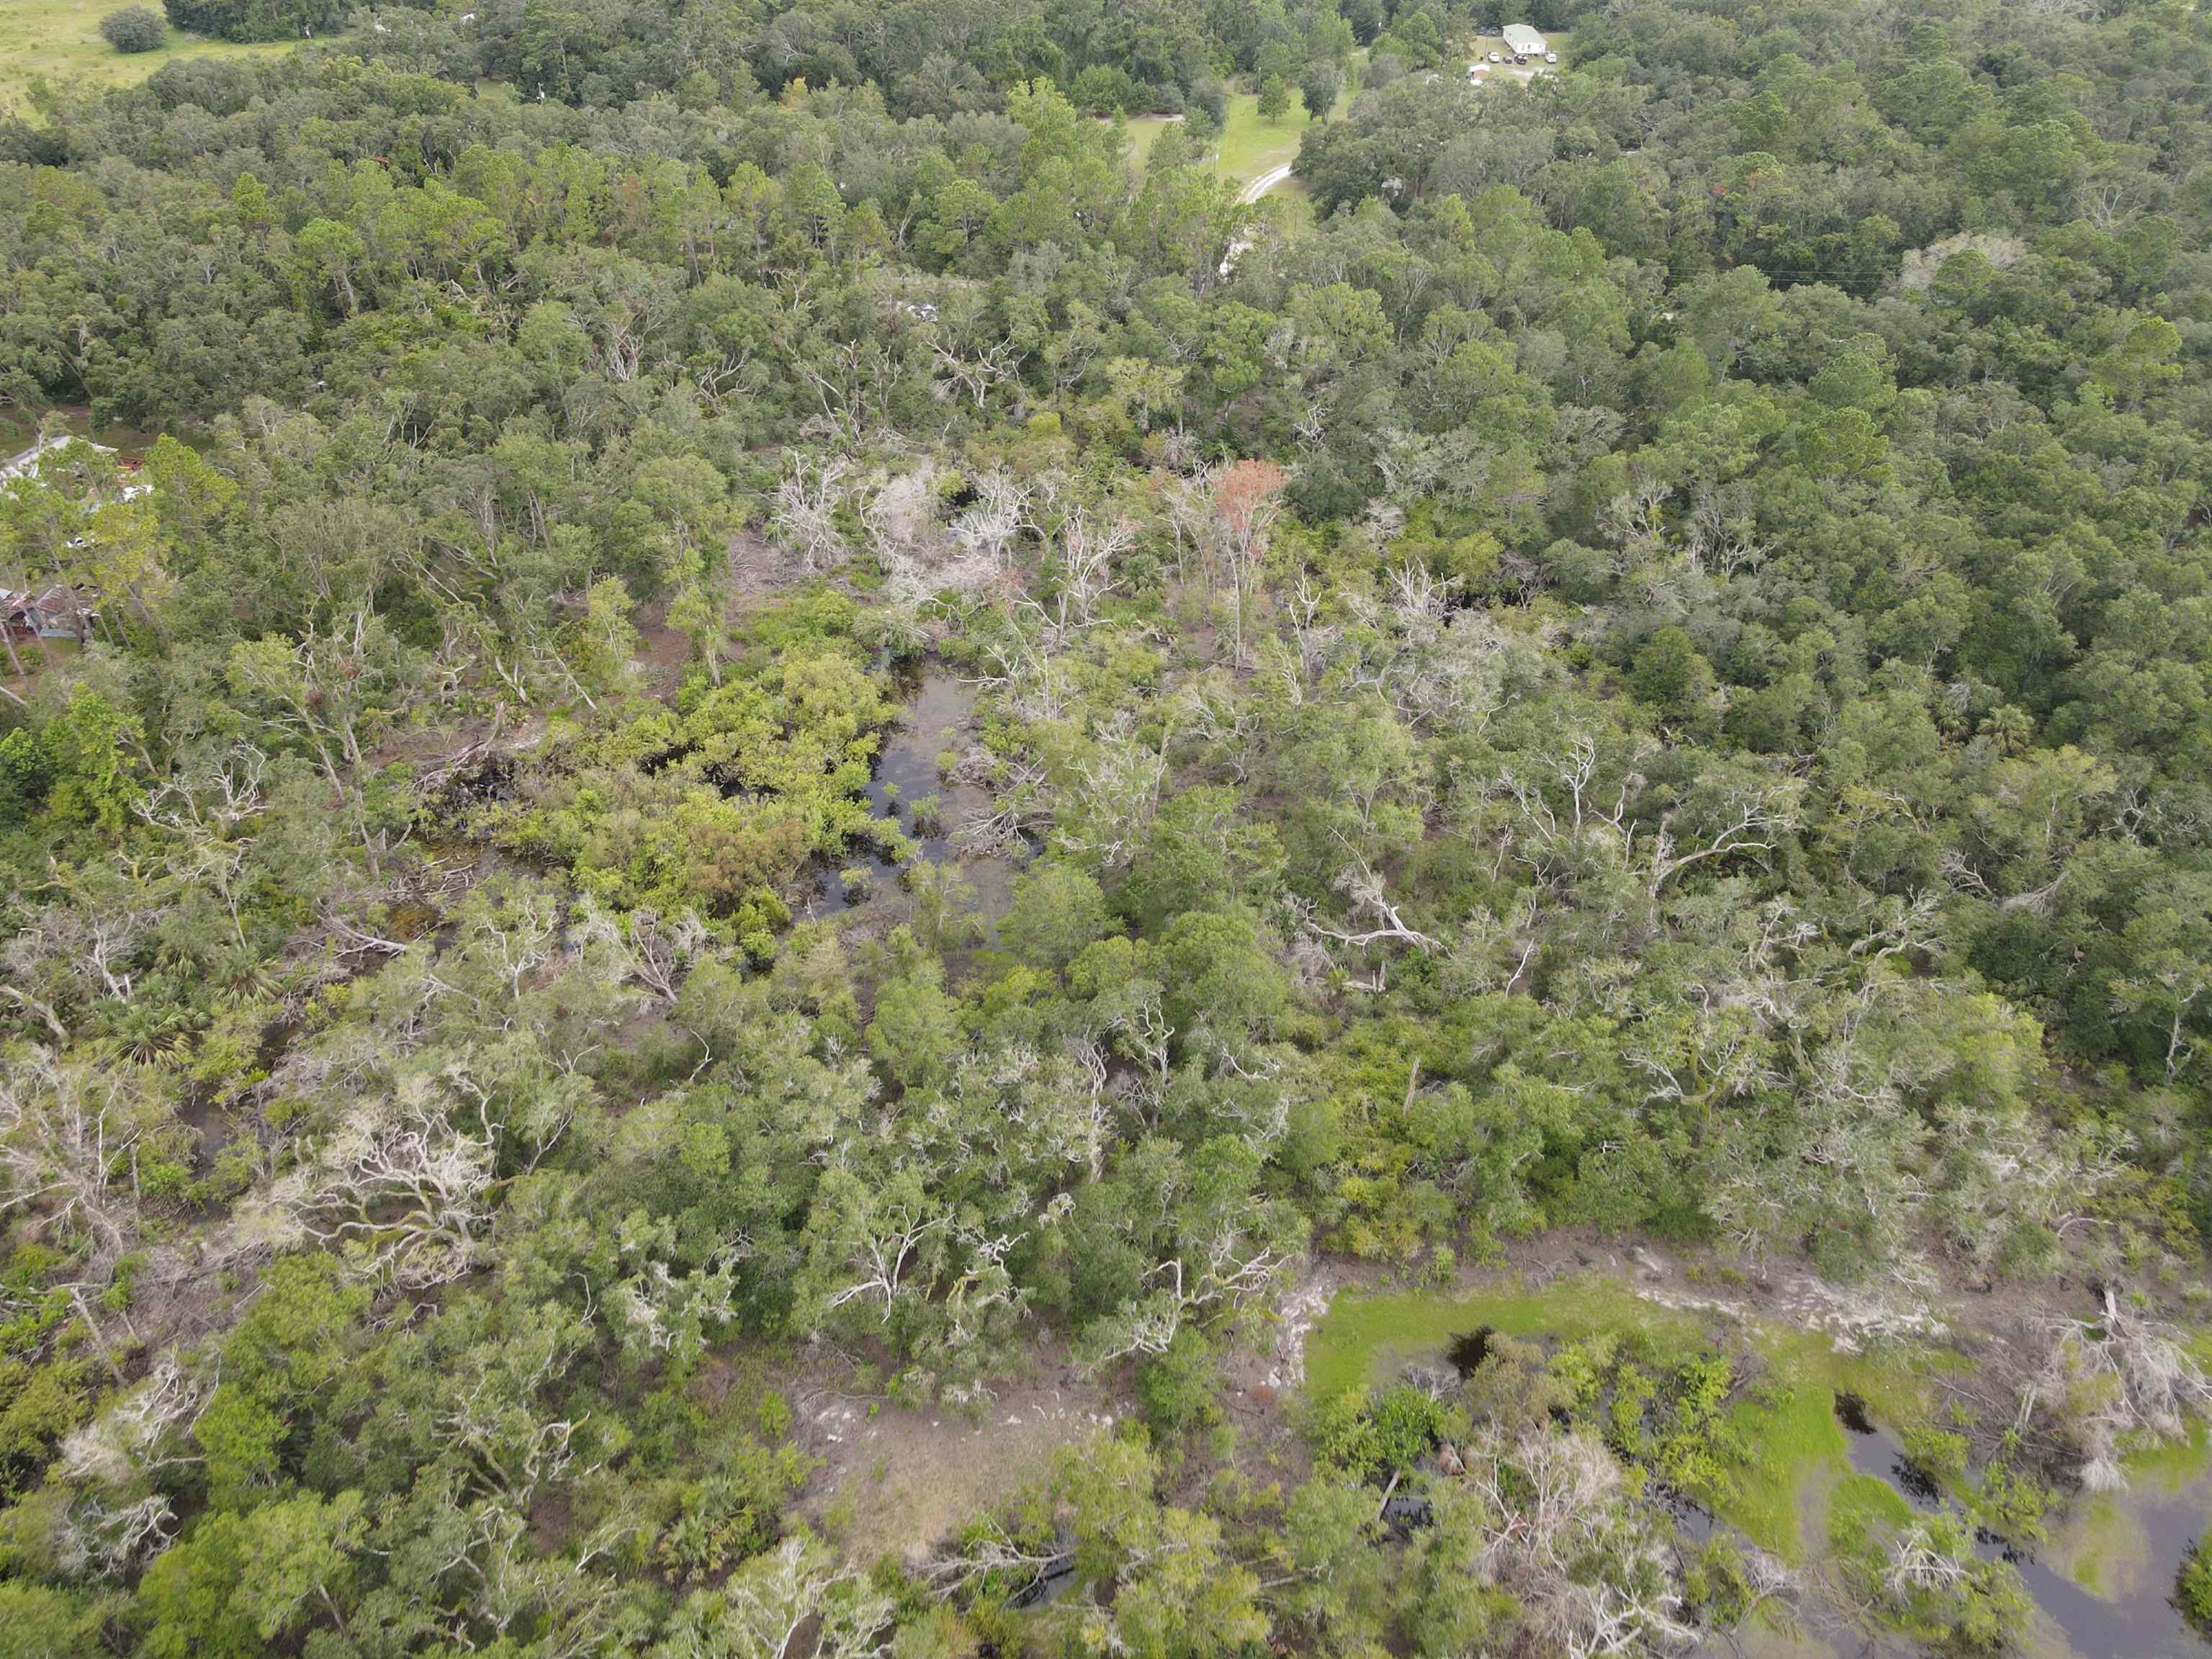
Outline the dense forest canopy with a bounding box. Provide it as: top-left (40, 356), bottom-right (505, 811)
top-left (4, 0), bottom-right (2212, 1653)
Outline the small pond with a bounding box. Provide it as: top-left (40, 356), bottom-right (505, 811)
top-left (1311, 1282), bottom-right (2212, 1659)
top-left (810, 667), bottom-right (1025, 924)
top-left (1831, 1395), bottom-right (2212, 1659)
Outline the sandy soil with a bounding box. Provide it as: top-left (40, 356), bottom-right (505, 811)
top-left (794, 1358), bottom-right (1116, 1568)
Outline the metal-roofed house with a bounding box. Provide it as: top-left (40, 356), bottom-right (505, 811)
top-left (0, 433), bottom-right (114, 487)
top-left (1502, 23), bottom-right (1547, 59)
top-left (1, 585), bottom-right (91, 644)
top-left (1, 432), bottom-right (151, 503)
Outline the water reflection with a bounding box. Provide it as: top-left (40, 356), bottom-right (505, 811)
top-left (810, 667), bottom-right (1025, 923)
top-left (1831, 1393), bottom-right (2212, 1658)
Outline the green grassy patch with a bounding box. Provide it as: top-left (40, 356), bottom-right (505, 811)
top-left (0, 0), bottom-right (295, 109)
top-left (1212, 90), bottom-right (1311, 184)
top-left (1263, 180), bottom-right (1317, 234)
top-left (1303, 1274), bottom-right (1700, 1403)
top-left (1124, 65), bottom-right (1359, 197)
top-left (1122, 114), bottom-right (1174, 173)
top-left (1825, 1470), bottom-right (1914, 1557)
top-left (1720, 1331), bottom-right (1938, 1560)
top-left (1120, 94), bottom-right (1311, 191)
top-left (1720, 1350), bottom-right (1848, 1558)
top-left (1305, 1276), bottom-right (1941, 1563)
top-left (2124, 1419), bottom-right (2212, 1495)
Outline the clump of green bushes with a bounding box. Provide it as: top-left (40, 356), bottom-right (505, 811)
top-left (98, 6), bottom-right (166, 51)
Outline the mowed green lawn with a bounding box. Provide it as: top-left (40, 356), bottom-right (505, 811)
top-left (1126, 65), bottom-right (1359, 197)
top-left (1122, 111), bottom-right (1174, 171)
top-left (1213, 90), bottom-right (1313, 183)
top-left (0, 0), bottom-right (293, 108)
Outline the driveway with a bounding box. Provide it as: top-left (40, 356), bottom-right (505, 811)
top-left (1240, 161), bottom-right (1295, 204)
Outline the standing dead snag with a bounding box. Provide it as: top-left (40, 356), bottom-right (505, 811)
top-left (1168, 457), bottom-right (1292, 672)
top-left (1213, 459), bottom-right (1287, 670)
top-left (574, 899), bottom-right (709, 1004)
top-left (261, 1074), bottom-right (500, 1289)
top-left (0, 1052), bottom-right (148, 1279)
top-left (1055, 710), bottom-right (1167, 869)
top-left (1451, 1423), bottom-right (1698, 1658)
top-left (928, 333), bottom-right (1025, 410)
top-left (771, 454), bottom-right (857, 572)
top-left (1015, 508), bottom-right (1132, 649)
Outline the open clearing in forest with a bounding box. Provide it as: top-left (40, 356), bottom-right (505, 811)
top-left (1460, 27), bottom-right (1575, 79)
top-left (799, 1370), bottom-right (1114, 1568)
top-left (1308, 1269), bottom-right (1947, 1559)
top-left (1126, 91), bottom-right (1313, 190)
top-left (0, 0), bottom-right (292, 107)
top-left (1126, 64), bottom-right (1358, 204)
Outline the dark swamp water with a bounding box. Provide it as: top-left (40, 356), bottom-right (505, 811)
top-left (809, 667), bottom-right (1025, 923)
top-left (1423, 1329), bottom-right (2210, 1658)
top-left (1831, 1394), bottom-right (2212, 1659)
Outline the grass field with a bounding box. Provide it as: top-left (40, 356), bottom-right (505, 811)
top-left (1125, 63), bottom-right (1359, 194)
top-left (1123, 111), bottom-right (1173, 172)
top-left (1718, 1326), bottom-right (1948, 1560)
top-left (1213, 91), bottom-right (1313, 183)
top-left (1126, 99), bottom-right (1316, 188)
top-left (1303, 1274), bottom-right (1696, 1403)
top-left (0, 0), bottom-right (294, 108)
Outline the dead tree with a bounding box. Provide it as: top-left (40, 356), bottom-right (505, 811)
top-left (771, 455), bottom-right (857, 572)
top-left (575, 899), bottom-right (709, 1005)
top-left (2020, 1287), bottom-right (2212, 1489)
top-left (266, 1078), bottom-right (498, 1288)
top-left (0, 1053), bottom-right (147, 1277)
top-left (1015, 509), bottom-right (1132, 650)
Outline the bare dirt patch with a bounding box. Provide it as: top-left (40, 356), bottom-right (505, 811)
top-left (632, 598), bottom-right (697, 700)
top-left (794, 1361), bottom-right (1116, 1570)
top-left (728, 527), bottom-right (804, 624)
top-left (629, 528), bottom-right (806, 701)
top-left (367, 709), bottom-right (546, 776)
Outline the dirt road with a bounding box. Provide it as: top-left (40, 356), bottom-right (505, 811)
top-left (1240, 161), bottom-right (1295, 204)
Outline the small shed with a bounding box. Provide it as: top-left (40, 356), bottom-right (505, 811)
top-left (1, 585), bottom-right (89, 642)
top-left (1503, 23), bottom-right (1547, 57)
